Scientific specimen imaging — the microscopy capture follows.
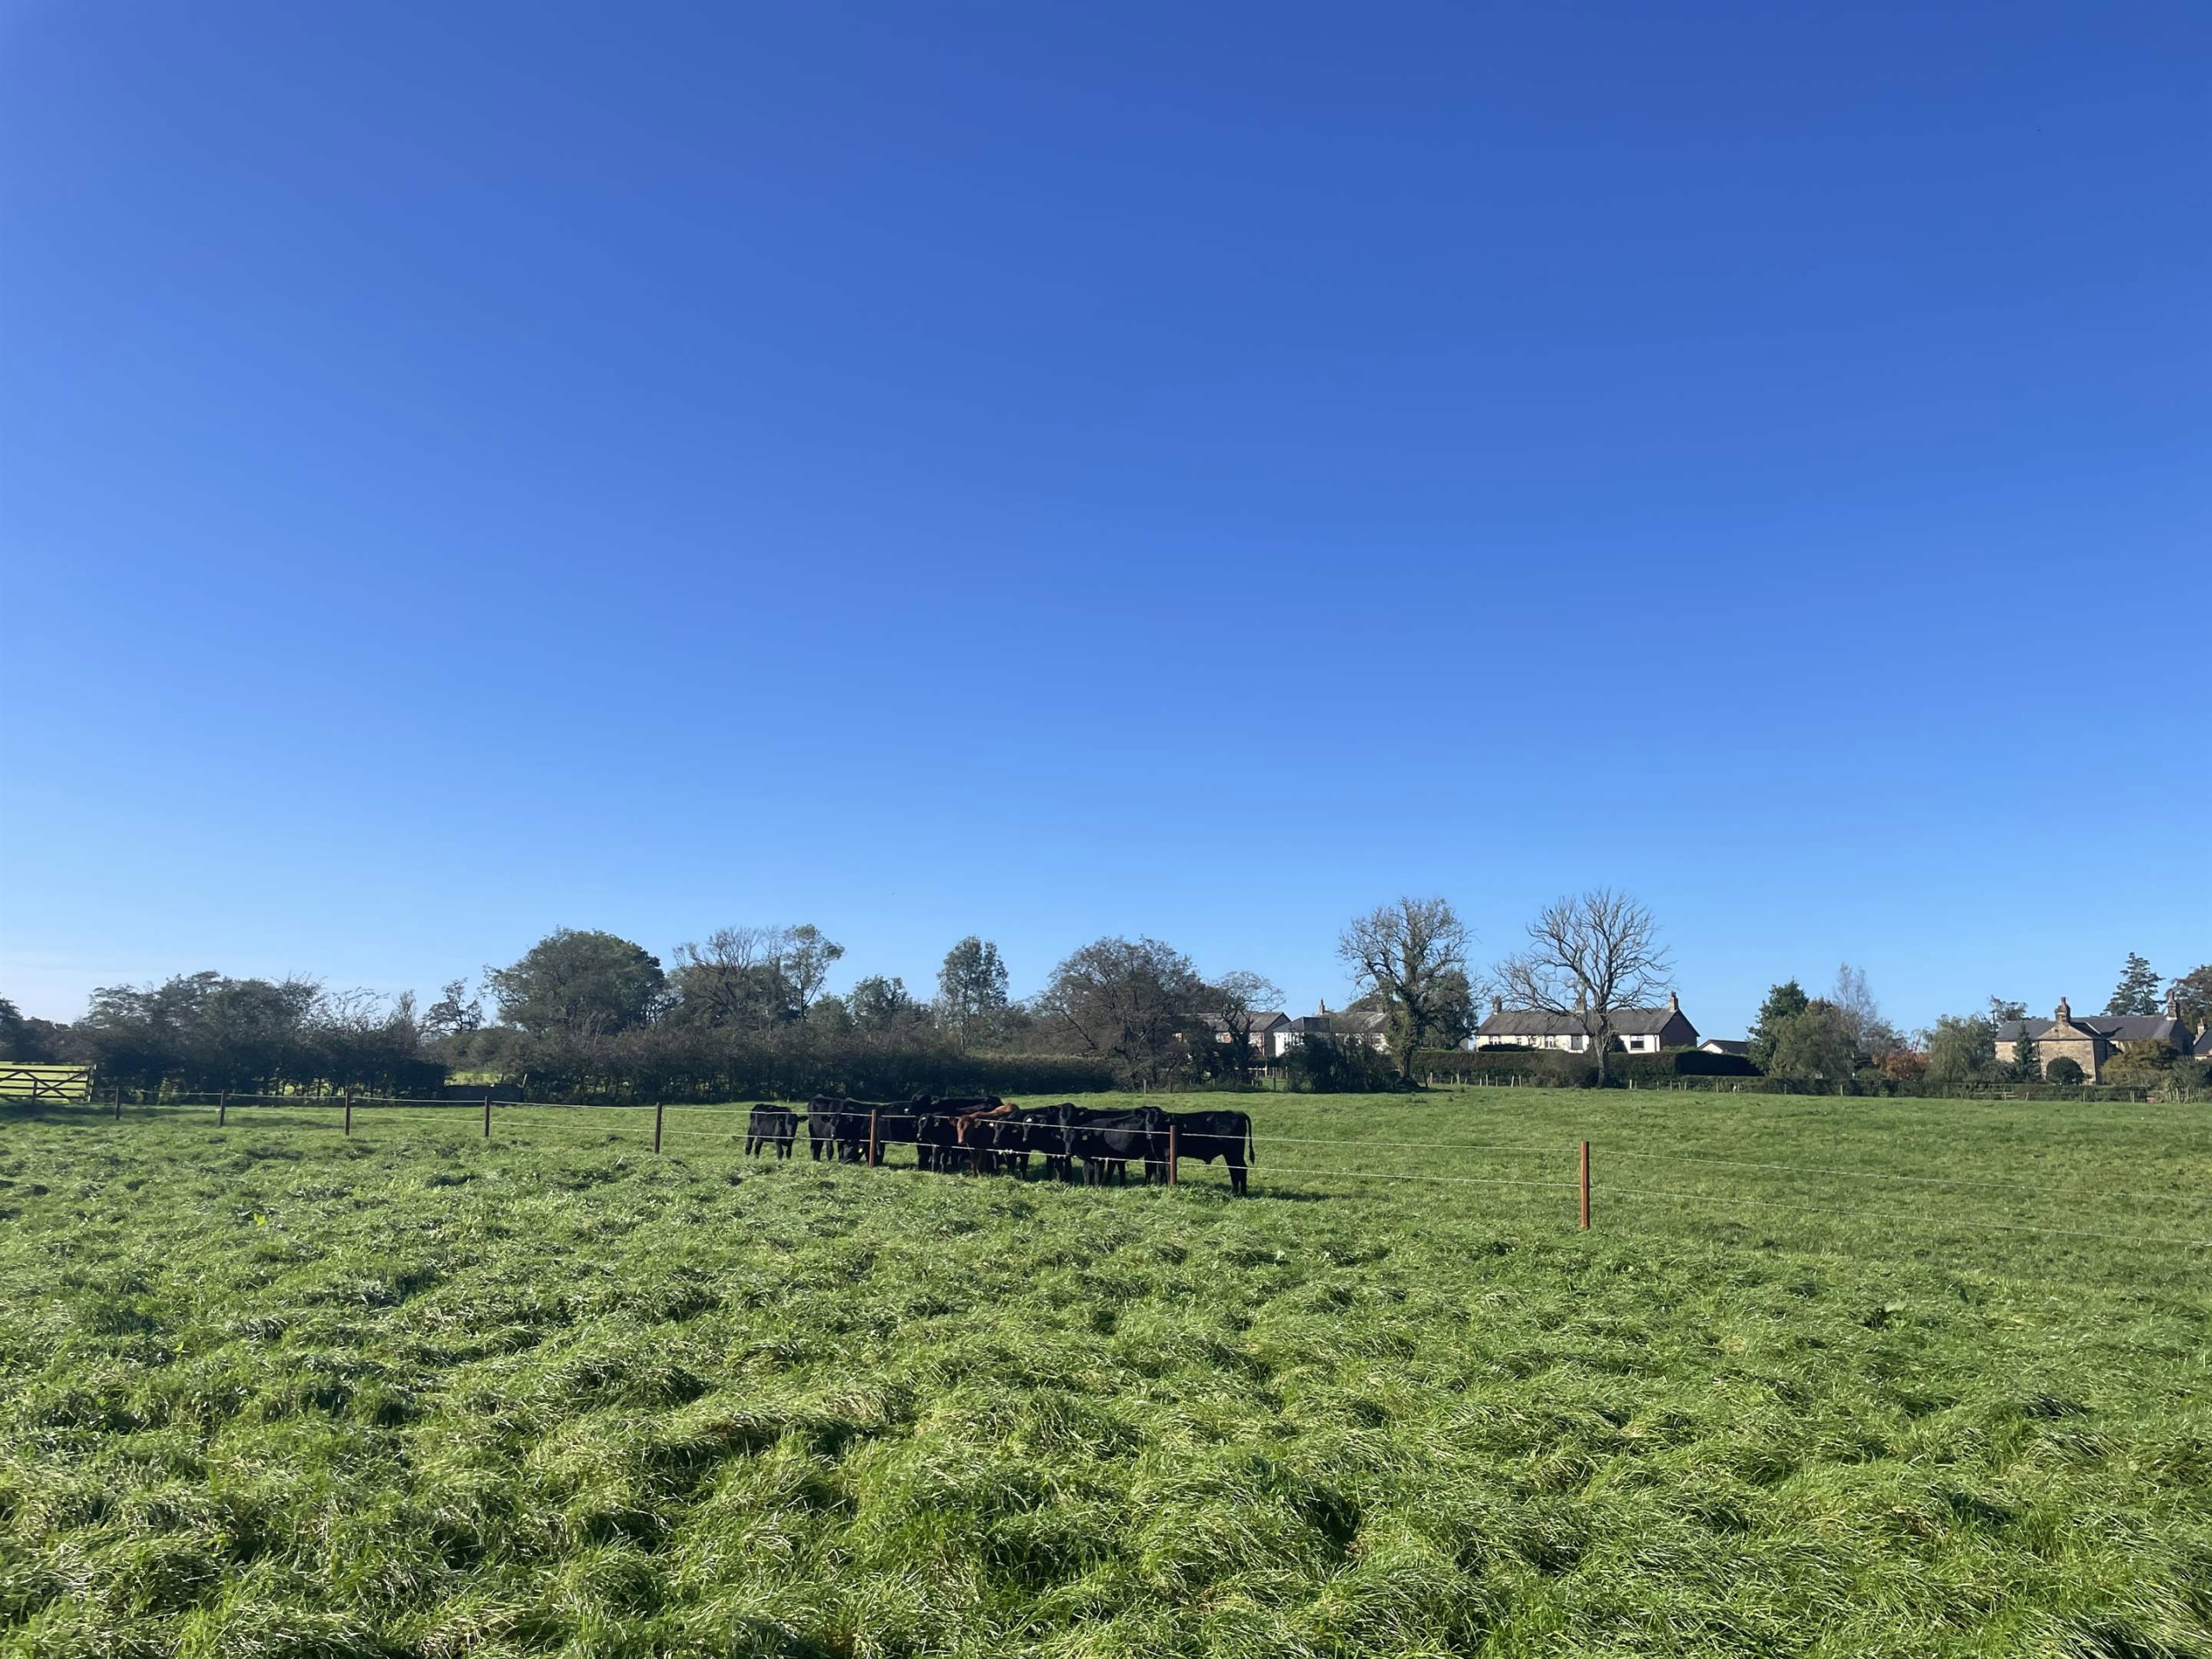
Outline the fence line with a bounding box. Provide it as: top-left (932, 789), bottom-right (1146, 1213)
top-left (1600, 1185), bottom-right (2212, 1250)
top-left (58, 1096), bottom-right (2212, 1249)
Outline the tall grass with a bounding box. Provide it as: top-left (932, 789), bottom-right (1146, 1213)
top-left (1, 1090), bottom-right (2205, 1656)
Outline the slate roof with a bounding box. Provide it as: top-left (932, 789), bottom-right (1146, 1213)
top-left (1478, 1006), bottom-right (1688, 1038)
top-left (1700, 1039), bottom-right (1751, 1056)
top-left (1997, 1015), bottom-right (2185, 1045)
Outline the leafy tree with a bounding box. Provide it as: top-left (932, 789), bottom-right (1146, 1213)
top-left (1338, 897), bottom-right (1471, 1078)
top-left (1923, 1014), bottom-right (1996, 1090)
top-left (0, 998), bottom-right (71, 1062)
top-left (2166, 963), bottom-right (2211, 1030)
top-left (2106, 953), bottom-right (2162, 1017)
top-left (2102, 1043), bottom-right (2174, 1086)
top-left (937, 938), bottom-right (1011, 1045)
top-left (1764, 1001), bottom-right (1859, 1079)
top-left (777, 925), bottom-right (844, 1018)
top-left (2045, 1056), bottom-right (2085, 1085)
top-left (484, 930), bottom-right (665, 1040)
top-left (1747, 981), bottom-right (1810, 1072)
top-left (422, 979), bottom-right (484, 1041)
top-left (1988, 997), bottom-right (2028, 1024)
top-left (1494, 891), bottom-right (1669, 1086)
top-left (1036, 936), bottom-right (1205, 1089)
top-left (2012, 1020), bottom-right (2039, 1081)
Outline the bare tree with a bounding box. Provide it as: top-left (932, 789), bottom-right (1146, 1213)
top-left (670, 925), bottom-right (785, 1027)
top-left (1494, 889), bottom-right (1670, 1085)
top-left (1336, 897), bottom-right (1471, 1078)
top-left (1204, 969), bottom-right (1283, 1083)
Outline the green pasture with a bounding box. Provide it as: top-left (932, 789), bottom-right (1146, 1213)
top-left (1, 1089), bottom-right (2206, 1657)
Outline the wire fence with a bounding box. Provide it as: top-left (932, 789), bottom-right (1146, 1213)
top-left (48, 1089), bottom-right (2212, 1255)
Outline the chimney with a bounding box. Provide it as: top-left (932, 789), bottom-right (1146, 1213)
top-left (1318, 998), bottom-right (1327, 1014)
top-left (1575, 986), bottom-right (1587, 1014)
top-left (1490, 994), bottom-right (1503, 1017)
top-left (1666, 990), bottom-right (1680, 1014)
top-left (2055, 995), bottom-right (2070, 1023)
top-left (2167, 985), bottom-right (2182, 1019)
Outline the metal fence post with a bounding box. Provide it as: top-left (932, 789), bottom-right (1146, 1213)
top-left (1579, 1140), bottom-right (1592, 1230)
top-left (1168, 1123), bottom-right (1179, 1187)
top-left (653, 1100), bottom-right (664, 1154)
top-left (344, 1090), bottom-right (353, 1137)
top-left (484, 1091), bottom-right (493, 1140)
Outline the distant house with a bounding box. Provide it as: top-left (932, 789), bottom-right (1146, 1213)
top-left (1700, 1038), bottom-right (1751, 1058)
top-left (1203, 1010), bottom-right (1292, 1059)
top-left (1279, 1003), bottom-right (1391, 1053)
top-left (1994, 994), bottom-right (2196, 1083)
top-left (1476, 992), bottom-right (1700, 1054)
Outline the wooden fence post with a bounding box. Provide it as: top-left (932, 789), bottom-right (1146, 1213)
top-left (344, 1090), bottom-right (353, 1137)
top-left (218, 1090), bottom-right (227, 1127)
top-left (1578, 1140), bottom-right (1592, 1230)
top-left (1168, 1123), bottom-right (1179, 1187)
top-left (483, 1091), bottom-right (493, 1140)
top-left (114, 1086), bottom-right (123, 1120)
top-left (868, 1109), bottom-right (880, 1167)
top-left (653, 1100), bottom-right (664, 1154)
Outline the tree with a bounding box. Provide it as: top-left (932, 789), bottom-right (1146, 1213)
top-left (1203, 969), bottom-right (1283, 1083)
top-left (2045, 1056), bottom-right (2085, 1085)
top-left (0, 998), bottom-right (71, 1062)
top-left (2012, 1020), bottom-right (2039, 1081)
top-left (1493, 891), bottom-right (1669, 1086)
top-left (422, 979), bottom-right (484, 1042)
top-left (1765, 1001), bottom-right (1859, 1080)
top-left (1923, 1014), bottom-right (1995, 1090)
top-left (2170, 964), bottom-right (2212, 1031)
top-left (1987, 997), bottom-right (2028, 1025)
top-left (1748, 981), bottom-right (1811, 1072)
top-left (1036, 936), bottom-right (1206, 1090)
top-left (484, 930), bottom-right (664, 1041)
top-left (937, 937), bottom-right (1011, 1046)
top-left (1337, 897), bottom-right (1471, 1078)
top-left (669, 926), bottom-right (790, 1028)
top-left (2106, 953), bottom-right (2162, 1017)
top-left (1827, 964), bottom-right (1898, 1067)
top-left (777, 925), bottom-right (844, 1019)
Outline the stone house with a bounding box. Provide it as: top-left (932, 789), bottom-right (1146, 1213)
top-left (1995, 993), bottom-right (2196, 1082)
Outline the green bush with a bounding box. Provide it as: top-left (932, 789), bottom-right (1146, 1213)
top-left (2045, 1056), bottom-right (2086, 1085)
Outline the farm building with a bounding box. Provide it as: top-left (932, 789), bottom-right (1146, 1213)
top-left (1476, 992), bottom-right (1700, 1054)
top-left (1994, 993), bottom-right (2196, 1083)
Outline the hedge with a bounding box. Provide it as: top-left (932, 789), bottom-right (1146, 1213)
top-left (1411, 1047), bottom-right (1758, 1086)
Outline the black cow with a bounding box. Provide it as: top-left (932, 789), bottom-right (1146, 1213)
top-left (804, 1096), bottom-right (860, 1162)
top-left (1160, 1109), bottom-right (1254, 1196)
top-left (1061, 1107), bottom-right (1167, 1186)
top-left (745, 1103), bottom-right (798, 1159)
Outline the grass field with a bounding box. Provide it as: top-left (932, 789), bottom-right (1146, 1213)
top-left (2, 1088), bottom-right (2207, 1658)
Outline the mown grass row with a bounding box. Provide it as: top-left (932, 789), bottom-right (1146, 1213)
top-left (2, 1090), bottom-right (2207, 1656)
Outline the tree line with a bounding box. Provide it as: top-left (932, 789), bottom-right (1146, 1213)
top-left (1744, 953), bottom-right (2211, 1094)
top-left (6, 901), bottom-right (2202, 1101)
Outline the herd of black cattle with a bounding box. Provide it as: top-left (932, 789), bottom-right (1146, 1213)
top-left (741, 1096), bottom-right (1255, 1196)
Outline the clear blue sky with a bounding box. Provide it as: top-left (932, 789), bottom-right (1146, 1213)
top-left (3, 2), bottom-right (2206, 1037)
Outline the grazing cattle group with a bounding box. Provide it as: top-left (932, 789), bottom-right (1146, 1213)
top-left (744, 1096), bottom-right (1255, 1195)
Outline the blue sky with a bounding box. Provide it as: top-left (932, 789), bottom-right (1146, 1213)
top-left (3, 2), bottom-right (2206, 1036)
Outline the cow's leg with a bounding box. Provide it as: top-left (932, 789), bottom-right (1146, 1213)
top-left (1228, 1157), bottom-right (1247, 1196)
